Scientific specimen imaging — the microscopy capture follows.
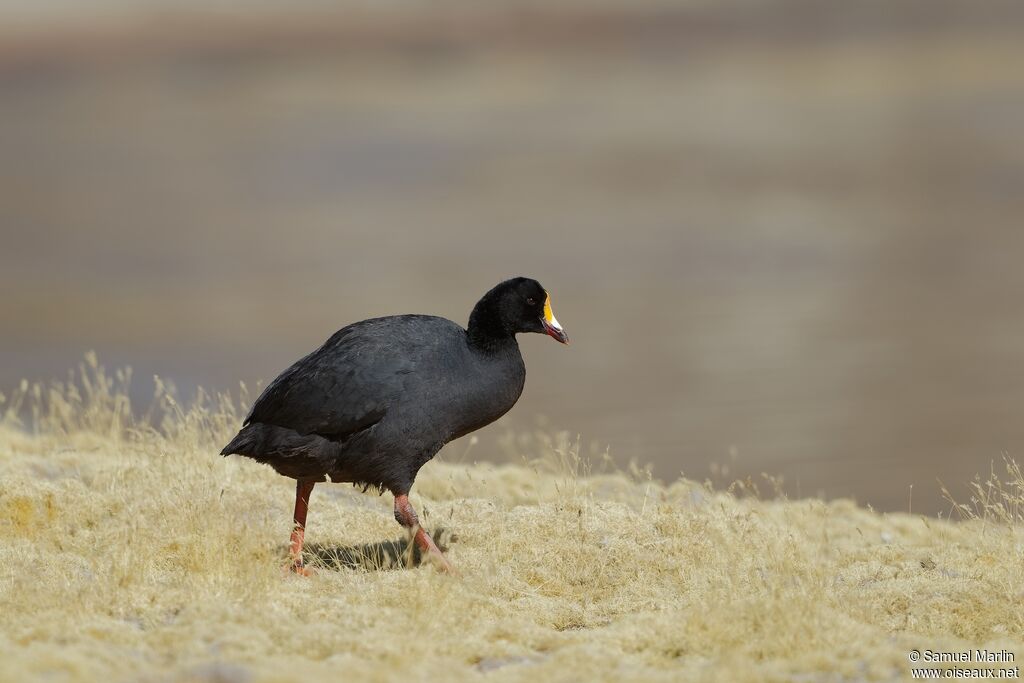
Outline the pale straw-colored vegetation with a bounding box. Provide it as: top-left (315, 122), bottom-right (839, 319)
top-left (0, 355), bottom-right (1021, 682)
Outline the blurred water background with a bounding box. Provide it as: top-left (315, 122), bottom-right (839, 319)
top-left (3, 0), bottom-right (1024, 513)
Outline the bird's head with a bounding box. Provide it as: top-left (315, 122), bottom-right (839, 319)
top-left (469, 277), bottom-right (569, 346)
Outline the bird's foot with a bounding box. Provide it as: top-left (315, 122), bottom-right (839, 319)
top-left (424, 547), bottom-right (458, 575)
top-left (283, 560), bottom-right (316, 577)
top-left (394, 495), bottom-right (459, 574)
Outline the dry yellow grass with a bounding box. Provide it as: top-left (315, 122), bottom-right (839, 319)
top-left (1, 356), bottom-right (1022, 682)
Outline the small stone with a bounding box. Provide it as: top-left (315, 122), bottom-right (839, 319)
top-left (180, 662), bottom-right (253, 683)
top-left (476, 656), bottom-right (534, 672)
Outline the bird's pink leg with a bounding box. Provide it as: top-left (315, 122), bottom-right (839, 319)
top-left (393, 493), bottom-right (454, 573)
top-left (287, 480), bottom-right (316, 576)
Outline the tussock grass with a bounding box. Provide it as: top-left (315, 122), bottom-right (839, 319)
top-left (0, 356), bottom-right (1021, 682)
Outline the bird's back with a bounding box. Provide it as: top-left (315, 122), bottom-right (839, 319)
top-left (222, 314), bottom-right (525, 490)
top-left (244, 315), bottom-right (460, 434)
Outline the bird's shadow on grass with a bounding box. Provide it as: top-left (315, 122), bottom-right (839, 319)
top-left (301, 528), bottom-right (456, 572)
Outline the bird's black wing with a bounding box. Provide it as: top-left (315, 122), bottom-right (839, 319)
top-left (243, 318), bottom-right (424, 440)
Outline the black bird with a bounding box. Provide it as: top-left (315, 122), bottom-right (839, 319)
top-left (221, 277), bottom-right (568, 573)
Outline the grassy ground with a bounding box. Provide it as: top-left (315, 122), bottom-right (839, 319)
top-left (1, 357), bottom-right (1022, 682)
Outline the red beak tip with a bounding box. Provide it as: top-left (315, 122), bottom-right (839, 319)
top-left (541, 319), bottom-right (568, 345)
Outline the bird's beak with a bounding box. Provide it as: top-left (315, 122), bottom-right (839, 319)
top-left (542, 294), bottom-right (569, 344)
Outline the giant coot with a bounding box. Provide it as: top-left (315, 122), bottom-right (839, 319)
top-left (221, 277), bottom-right (568, 573)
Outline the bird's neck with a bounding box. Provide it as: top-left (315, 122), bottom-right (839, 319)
top-left (467, 302), bottom-right (517, 354)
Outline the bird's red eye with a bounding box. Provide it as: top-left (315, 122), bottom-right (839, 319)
top-left (526, 297), bottom-right (536, 306)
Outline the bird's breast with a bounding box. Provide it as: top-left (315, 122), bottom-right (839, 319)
top-left (441, 358), bottom-right (525, 442)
